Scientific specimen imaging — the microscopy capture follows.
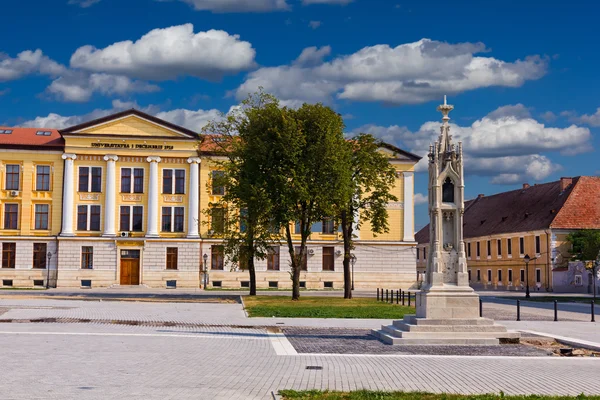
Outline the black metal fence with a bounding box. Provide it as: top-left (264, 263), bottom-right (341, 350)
top-left (376, 288), bottom-right (416, 306)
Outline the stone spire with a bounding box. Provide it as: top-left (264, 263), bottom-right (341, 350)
top-left (436, 95), bottom-right (454, 155)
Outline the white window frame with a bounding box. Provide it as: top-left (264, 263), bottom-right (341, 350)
top-left (507, 238), bottom-right (513, 259)
top-left (162, 168), bottom-right (186, 195)
top-left (487, 240), bottom-right (491, 259)
top-left (120, 167), bottom-right (145, 194)
top-left (120, 205), bottom-right (144, 232)
top-left (161, 206), bottom-right (185, 233)
top-left (574, 275), bottom-right (583, 286)
top-left (535, 268), bottom-right (541, 284)
top-left (77, 165), bottom-right (103, 193)
top-left (535, 235), bottom-right (541, 256)
top-left (476, 241), bottom-right (481, 260)
top-left (520, 268), bottom-right (525, 283)
top-left (77, 204), bottom-right (101, 231)
top-left (497, 239), bottom-right (502, 258)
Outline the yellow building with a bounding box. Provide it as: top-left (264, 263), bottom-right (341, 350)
top-left (1, 110), bottom-right (421, 289)
top-left (416, 177), bottom-right (600, 293)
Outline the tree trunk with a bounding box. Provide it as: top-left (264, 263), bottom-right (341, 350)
top-left (285, 225), bottom-right (301, 301)
top-left (341, 209), bottom-right (353, 299)
top-left (248, 257), bottom-right (257, 296)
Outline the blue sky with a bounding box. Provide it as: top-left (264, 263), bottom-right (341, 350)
top-left (1, 0), bottom-right (599, 230)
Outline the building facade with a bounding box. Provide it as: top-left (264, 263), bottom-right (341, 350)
top-left (0, 109), bottom-right (421, 290)
top-left (416, 176), bottom-right (600, 293)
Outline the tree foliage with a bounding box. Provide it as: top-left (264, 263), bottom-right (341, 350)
top-left (566, 230), bottom-right (600, 265)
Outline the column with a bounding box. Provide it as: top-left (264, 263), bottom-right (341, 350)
top-left (60, 153), bottom-right (77, 236)
top-left (187, 157), bottom-right (201, 238)
top-left (103, 155), bottom-right (118, 237)
top-left (146, 156), bottom-right (161, 237)
top-left (403, 172), bottom-right (414, 242)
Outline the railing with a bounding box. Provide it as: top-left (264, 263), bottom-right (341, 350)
top-left (376, 288), bottom-right (416, 306)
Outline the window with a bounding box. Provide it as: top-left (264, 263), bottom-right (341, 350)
top-left (468, 270), bottom-right (471, 281)
top-left (2, 243), bottom-right (15, 268)
top-left (467, 242), bottom-right (471, 258)
top-left (161, 207), bottom-right (184, 232)
top-left (36, 165), bottom-right (50, 191)
top-left (81, 246), bottom-right (93, 269)
top-left (295, 246), bottom-right (308, 271)
top-left (5, 164), bottom-right (20, 190)
top-left (498, 269), bottom-right (502, 283)
top-left (487, 269), bottom-right (492, 283)
top-left (120, 206), bottom-right (143, 232)
top-left (0, 129), bottom-right (13, 134)
top-left (497, 239), bottom-right (502, 257)
top-left (487, 240), bottom-right (491, 257)
top-left (416, 248), bottom-right (419, 260)
top-left (535, 268), bottom-right (541, 284)
top-left (211, 170), bottom-right (225, 195)
top-left (33, 243), bottom-right (47, 269)
top-left (322, 218), bottom-right (335, 234)
top-left (162, 169), bottom-right (185, 194)
top-left (423, 247), bottom-right (426, 260)
top-left (36, 130), bottom-right (52, 136)
top-left (121, 168), bottom-right (131, 193)
top-left (77, 205), bottom-right (101, 231)
top-left (519, 237), bottom-right (525, 256)
top-left (476, 269), bottom-right (481, 282)
top-left (575, 275), bottom-right (583, 286)
top-left (520, 269), bottom-right (525, 282)
top-left (34, 204), bottom-right (49, 230)
top-left (322, 246), bottom-right (335, 271)
top-left (507, 238), bottom-right (512, 256)
top-left (78, 167), bottom-right (102, 192)
top-left (508, 269), bottom-right (513, 283)
top-left (442, 177), bottom-right (454, 203)
top-left (267, 246), bottom-right (280, 271)
top-left (476, 242), bottom-right (480, 258)
top-left (211, 245), bottom-right (224, 270)
top-left (134, 169), bottom-right (144, 193)
top-left (535, 235), bottom-right (541, 255)
top-left (211, 208), bottom-right (225, 234)
top-left (4, 204), bottom-right (18, 229)
top-left (166, 247), bottom-right (178, 270)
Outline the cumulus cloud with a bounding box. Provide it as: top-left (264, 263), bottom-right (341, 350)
top-left (171, 0), bottom-right (290, 12)
top-left (235, 40), bottom-right (547, 106)
top-left (0, 49), bottom-right (65, 82)
top-left (414, 193), bottom-right (428, 205)
top-left (355, 103), bottom-right (590, 184)
top-left (68, 0), bottom-right (100, 8)
top-left (539, 111), bottom-right (557, 122)
top-left (294, 46), bottom-right (331, 67)
top-left (565, 107), bottom-right (600, 127)
top-left (70, 24), bottom-right (256, 81)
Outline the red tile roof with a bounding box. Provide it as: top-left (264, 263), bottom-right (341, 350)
top-left (551, 176), bottom-right (600, 229)
top-left (415, 177), bottom-right (595, 244)
top-left (0, 126), bottom-right (64, 150)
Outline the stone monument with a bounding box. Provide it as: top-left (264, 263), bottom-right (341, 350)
top-left (372, 97), bottom-right (519, 345)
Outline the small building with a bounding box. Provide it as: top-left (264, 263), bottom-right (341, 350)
top-left (416, 176), bottom-right (600, 293)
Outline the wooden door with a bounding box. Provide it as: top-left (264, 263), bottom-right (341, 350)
top-left (120, 259), bottom-right (140, 285)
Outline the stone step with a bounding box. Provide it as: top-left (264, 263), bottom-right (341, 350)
top-left (380, 325), bottom-right (519, 340)
top-left (371, 330), bottom-right (500, 346)
top-left (392, 320), bottom-right (508, 333)
top-left (403, 315), bottom-right (495, 326)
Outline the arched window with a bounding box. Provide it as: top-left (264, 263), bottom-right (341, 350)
top-left (442, 177), bottom-right (454, 203)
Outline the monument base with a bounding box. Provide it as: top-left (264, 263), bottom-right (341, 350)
top-left (371, 288), bottom-right (520, 345)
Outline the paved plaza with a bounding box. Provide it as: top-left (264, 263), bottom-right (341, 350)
top-left (1, 294), bottom-right (599, 399)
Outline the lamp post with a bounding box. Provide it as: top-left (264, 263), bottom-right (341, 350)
top-left (350, 254), bottom-right (356, 291)
top-left (524, 254), bottom-right (531, 299)
top-left (202, 253), bottom-right (208, 290)
top-left (46, 252), bottom-right (52, 289)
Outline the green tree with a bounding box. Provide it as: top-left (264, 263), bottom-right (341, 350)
top-left (201, 92), bottom-right (283, 295)
top-left (263, 103), bottom-right (352, 300)
top-left (566, 229), bottom-right (600, 299)
top-left (337, 134), bottom-right (398, 299)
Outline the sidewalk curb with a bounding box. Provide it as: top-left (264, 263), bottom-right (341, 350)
top-left (520, 329), bottom-right (600, 352)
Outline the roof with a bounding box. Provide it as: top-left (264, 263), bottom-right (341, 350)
top-left (379, 142), bottom-right (422, 162)
top-left (0, 126), bottom-right (64, 150)
top-left (415, 177), bottom-right (589, 244)
top-left (551, 176), bottom-right (600, 229)
top-left (60, 109), bottom-right (200, 139)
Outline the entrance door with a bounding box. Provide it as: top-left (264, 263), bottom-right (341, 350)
top-left (120, 250), bottom-right (141, 285)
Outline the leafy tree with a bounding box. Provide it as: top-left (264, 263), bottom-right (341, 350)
top-left (337, 134), bottom-right (398, 299)
top-left (566, 229), bottom-right (600, 299)
top-left (201, 92), bottom-right (284, 295)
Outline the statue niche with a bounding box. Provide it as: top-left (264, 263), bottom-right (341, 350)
top-left (442, 177), bottom-right (454, 203)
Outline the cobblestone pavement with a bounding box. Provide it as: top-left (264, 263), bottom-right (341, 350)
top-left (282, 328), bottom-right (552, 356)
top-left (1, 323), bottom-right (600, 400)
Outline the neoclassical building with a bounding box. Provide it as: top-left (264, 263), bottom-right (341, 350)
top-left (0, 109), bottom-right (421, 289)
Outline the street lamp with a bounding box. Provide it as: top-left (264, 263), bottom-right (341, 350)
top-left (524, 254), bottom-right (531, 298)
top-left (202, 253), bottom-right (208, 290)
top-left (350, 254), bottom-right (356, 291)
top-left (46, 252), bottom-right (52, 289)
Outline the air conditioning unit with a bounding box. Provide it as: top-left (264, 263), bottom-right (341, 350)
top-left (120, 231), bottom-right (130, 238)
top-left (9, 190), bottom-right (18, 197)
top-left (307, 249), bottom-right (315, 256)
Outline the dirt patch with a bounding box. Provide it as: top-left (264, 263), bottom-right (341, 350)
top-left (521, 337), bottom-right (600, 357)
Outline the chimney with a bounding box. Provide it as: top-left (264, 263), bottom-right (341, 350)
top-left (560, 177), bottom-right (573, 191)
top-left (522, 183), bottom-right (530, 189)
top-left (477, 194), bottom-right (485, 198)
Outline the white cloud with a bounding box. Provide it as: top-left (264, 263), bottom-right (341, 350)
top-left (156, 108), bottom-right (223, 131)
top-left (303, 0), bottom-right (353, 4)
top-left (235, 40), bottom-right (547, 106)
top-left (309, 21), bottom-right (322, 29)
top-left (68, 0), bottom-right (100, 8)
top-left (566, 107), bottom-right (600, 127)
top-left (172, 0), bottom-right (289, 12)
top-left (294, 46), bottom-right (331, 67)
top-left (414, 193), bottom-right (428, 205)
top-left (0, 49), bottom-right (65, 82)
top-left (71, 24), bottom-right (256, 81)
top-left (539, 111), bottom-right (557, 122)
top-left (356, 103), bottom-right (590, 184)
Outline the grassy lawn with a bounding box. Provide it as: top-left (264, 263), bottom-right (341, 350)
top-left (501, 296), bottom-right (599, 305)
top-left (280, 390), bottom-right (600, 400)
top-left (243, 296), bottom-right (413, 319)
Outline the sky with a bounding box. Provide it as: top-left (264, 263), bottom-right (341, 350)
top-left (1, 0), bottom-right (599, 230)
